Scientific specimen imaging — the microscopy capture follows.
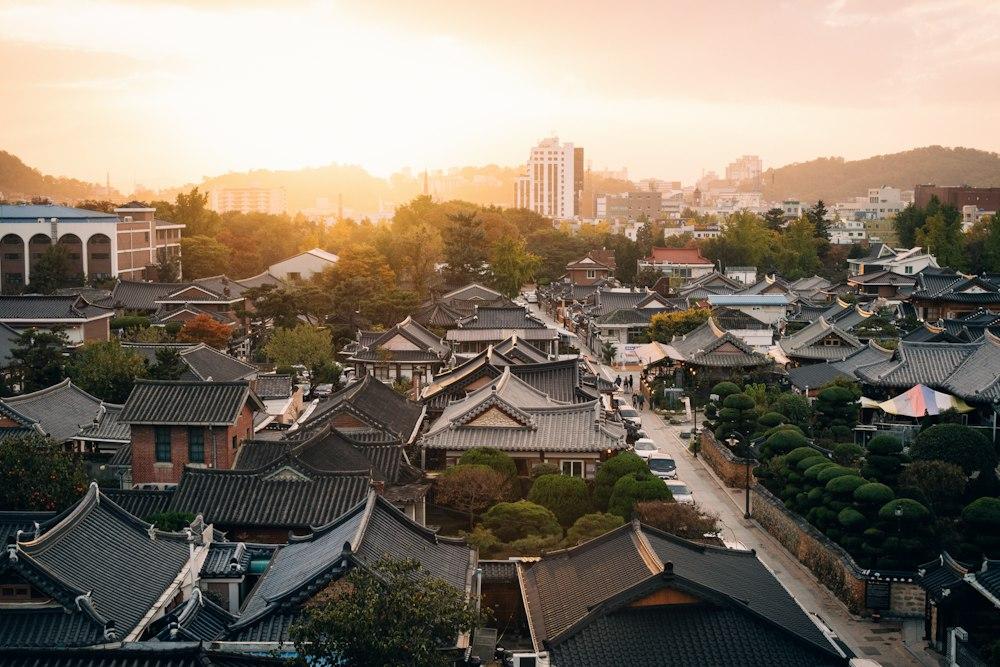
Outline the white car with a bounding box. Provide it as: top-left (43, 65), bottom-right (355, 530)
top-left (664, 480), bottom-right (694, 504)
top-left (524, 292), bottom-right (538, 304)
top-left (647, 456), bottom-right (677, 480)
top-left (313, 383), bottom-right (334, 397)
top-left (618, 406), bottom-right (642, 428)
top-left (632, 438), bottom-right (658, 460)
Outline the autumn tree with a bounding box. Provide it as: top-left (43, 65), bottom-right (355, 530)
top-left (435, 464), bottom-right (511, 530)
top-left (0, 434), bottom-right (88, 511)
top-left (647, 308), bottom-right (710, 342)
top-left (177, 314), bottom-right (232, 349)
top-left (635, 501), bottom-right (721, 540)
top-left (179, 236), bottom-right (230, 279)
top-left (490, 237), bottom-right (540, 298)
top-left (290, 556), bottom-right (481, 667)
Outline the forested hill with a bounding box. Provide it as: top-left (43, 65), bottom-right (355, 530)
top-left (762, 146), bottom-right (1000, 203)
top-left (0, 151), bottom-right (109, 202)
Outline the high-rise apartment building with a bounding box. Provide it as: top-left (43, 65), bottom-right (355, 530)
top-left (514, 137), bottom-right (583, 219)
top-left (208, 187), bottom-right (287, 215)
top-left (725, 155), bottom-right (762, 185)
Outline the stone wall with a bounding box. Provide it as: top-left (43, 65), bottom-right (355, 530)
top-left (698, 430), bottom-right (755, 488)
top-left (751, 483), bottom-right (868, 614)
top-left (890, 582), bottom-right (926, 618)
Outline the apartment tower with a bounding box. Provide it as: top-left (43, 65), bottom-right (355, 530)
top-left (514, 137), bottom-right (583, 219)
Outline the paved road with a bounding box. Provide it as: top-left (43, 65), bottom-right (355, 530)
top-left (528, 303), bottom-right (937, 666)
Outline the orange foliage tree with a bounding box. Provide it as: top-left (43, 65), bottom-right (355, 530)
top-left (177, 314), bottom-right (232, 349)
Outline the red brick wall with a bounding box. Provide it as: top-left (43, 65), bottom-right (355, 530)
top-left (82, 317), bottom-right (110, 342)
top-left (130, 405), bottom-right (256, 485)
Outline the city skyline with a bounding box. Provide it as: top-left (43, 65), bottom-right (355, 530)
top-left (2, 0), bottom-right (1000, 191)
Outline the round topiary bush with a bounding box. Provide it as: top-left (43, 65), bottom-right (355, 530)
top-left (608, 472), bottom-right (673, 519)
top-left (826, 475), bottom-right (867, 496)
top-left (785, 447), bottom-right (823, 467)
top-left (797, 455), bottom-right (829, 472)
top-left (816, 466), bottom-right (856, 484)
top-left (764, 423), bottom-right (805, 439)
top-left (527, 474), bottom-right (592, 527)
top-left (961, 497), bottom-right (1000, 526)
top-left (593, 452), bottom-right (649, 510)
top-left (459, 448), bottom-right (517, 479)
top-left (482, 501), bottom-right (562, 543)
top-left (832, 443), bottom-right (864, 466)
top-left (711, 381), bottom-right (741, 400)
top-left (803, 461), bottom-right (836, 480)
top-left (758, 412), bottom-right (785, 428)
top-left (854, 482), bottom-right (895, 506)
top-left (765, 430), bottom-right (809, 458)
top-left (878, 498), bottom-right (931, 522)
top-left (866, 434), bottom-right (903, 455)
top-left (910, 424), bottom-right (997, 475)
top-left (530, 463), bottom-right (560, 479)
top-left (838, 507), bottom-right (867, 530)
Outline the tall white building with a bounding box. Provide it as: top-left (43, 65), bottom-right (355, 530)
top-left (514, 137), bottom-right (583, 219)
top-left (208, 187), bottom-right (287, 215)
top-left (725, 155), bottom-right (762, 185)
top-left (832, 186), bottom-right (913, 222)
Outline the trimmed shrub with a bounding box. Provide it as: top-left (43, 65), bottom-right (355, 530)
top-left (565, 513), bottom-right (624, 546)
top-left (459, 448), bottom-right (518, 479)
top-left (763, 430), bottom-right (809, 459)
top-left (785, 447), bottom-right (823, 467)
top-left (878, 498), bottom-right (931, 522)
top-left (838, 507), bottom-right (867, 530)
top-left (772, 393), bottom-right (812, 429)
top-left (110, 315), bottom-right (150, 330)
top-left (593, 452), bottom-right (648, 510)
top-left (482, 501), bottom-right (561, 543)
top-left (910, 424), bottom-right (996, 475)
top-left (816, 466), bottom-right (856, 484)
top-left (961, 497), bottom-right (1000, 556)
top-left (803, 461), bottom-right (836, 480)
top-left (608, 473), bottom-right (673, 519)
top-left (832, 443), bottom-right (864, 467)
top-left (758, 412), bottom-right (785, 429)
top-left (825, 475), bottom-right (867, 497)
top-left (854, 482), bottom-right (895, 508)
top-left (530, 463), bottom-right (560, 479)
top-left (711, 381), bottom-right (741, 400)
top-left (527, 475), bottom-right (592, 527)
top-left (797, 455), bottom-right (829, 472)
top-left (763, 423), bottom-right (805, 439)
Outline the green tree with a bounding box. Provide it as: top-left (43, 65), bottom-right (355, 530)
top-left (0, 433), bottom-right (87, 511)
top-left (290, 556), bottom-right (481, 667)
top-left (179, 235), bottom-right (231, 279)
top-left (763, 207), bottom-right (786, 230)
top-left (898, 461), bottom-right (966, 516)
top-left (527, 474), bottom-right (592, 527)
top-left (482, 500), bottom-right (561, 543)
top-left (10, 328), bottom-right (68, 392)
top-left (153, 247), bottom-right (181, 282)
top-left (608, 472), bottom-right (673, 519)
top-left (774, 217), bottom-right (822, 279)
top-left (760, 429), bottom-right (809, 460)
top-left (147, 347), bottom-right (187, 381)
top-left (701, 211), bottom-right (775, 269)
top-left (806, 200), bottom-right (830, 240)
top-left (647, 308), bottom-right (710, 343)
top-left (860, 434), bottom-right (907, 486)
top-left (917, 212), bottom-right (966, 270)
top-left (772, 393), bottom-right (813, 431)
top-left (814, 385), bottom-right (859, 441)
top-left (458, 448), bottom-right (517, 481)
top-left (394, 223), bottom-right (443, 297)
top-left (30, 245), bottom-right (80, 293)
top-left (565, 512), bottom-right (624, 546)
top-left (593, 452), bottom-right (648, 510)
top-left (714, 393), bottom-right (756, 441)
top-left (168, 187), bottom-right (220, 237)
top-left (262, 325), bottom-right (333, 369)
top-left (435, 465), bottom-right (510, 530)
top-left (67, 340), bottom-right (147, 403)
top-left (442, 212), bottom-right (488, 285)
top-left (960, 497), bottom-right (1000, 558)
top-left (490, 237), bottom-right (540, 298)
top-left (910, 424), bottom-right (996, 475)
top-left (894, 203), bottom-right (927, 247)
top-left (982, 213), bottom-right (1000, 272)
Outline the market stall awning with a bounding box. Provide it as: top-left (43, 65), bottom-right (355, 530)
top-left (877, 384), bottom-right (974, 417)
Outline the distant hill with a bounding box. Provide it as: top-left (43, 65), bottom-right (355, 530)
top-left (762, 146), bottom-right (1000, 204)
top-left (0, 151), bottom-right (112, 202)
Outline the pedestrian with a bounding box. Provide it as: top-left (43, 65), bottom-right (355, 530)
top-left (631, 393), bottom-right (638, 408)
top-left (615, 375), bottom-right (622, 387)
top-left (638, 393), bottom-right (645, 410)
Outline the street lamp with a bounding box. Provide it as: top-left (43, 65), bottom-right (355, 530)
top-left (726, 432), bottom-right (754, 519)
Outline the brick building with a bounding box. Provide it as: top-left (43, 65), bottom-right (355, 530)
top-left (565, 249), bottom-right (617, 286)
top-left (119, 380), bottom-right (264, 486)
top-left (914, 184), bottom-right (1000, 212)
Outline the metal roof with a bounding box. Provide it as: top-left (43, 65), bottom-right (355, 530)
top-left (0, 204), bottom-right (119, 223)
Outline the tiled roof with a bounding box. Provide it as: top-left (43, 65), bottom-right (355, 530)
top-left (119, 380), bottom-right (262, 426)
top-left (347, 316), bottom-right (451, 363)
top-left (254, 374), bottom-right (292, 399)
top-left (590, 289), bottom-right (665, 317)
top-left (594, 308), bottom-right (663, 326)
top-left (1, 483), bottom-right (192, 648)
top-left (787, 342), bottom-right (893, 391)
top-left (167, 458), bottom-right (371, 530)
top-left (103, 489), bottom-right (174, 520)
top-left (647, 247), bottom-right (712, 264)
top-left (299, 374), bottom-right (424, 442)
top-left (412, 299), bottom-right (466, 328)
top-left (0, 511), bottom-right (56, 546)
top-left (441, 283), bottom-right (505, 302)
top-left (457, 306), bottom-right (548, 329)
top-left (712, 307), bottom-right (771, 331)
top-left (234, 271), bottom-right (285, 290)
top-left (855, 335), bottom-right (1000, 402)
top-left (152, 588), bottom-right (236, 642)
top-left (230, 493), bottom-right (475, 642)
top-left (0, 295), bottom-right (112, 321)
top-left (918, 553), bottom-right (969, 602)
top-left (493, 334), bottom-right (550, 363)
top-left (76, 405), bottom-right (130, 444)
top-left (111, 280), bottom-right (191, 311)
top-left (778, 317), bottom-right (863, 361)
top-left (521, 522), bottom-right (844, 664)
top-left (122, 343), bottom-right (257, 382)
top-left (200, 542), bottom-right (277, 579)
top-left (421, 368), bottom-right (626, 453)
top-left (912, 269), bottom-right (1000, 304)
top-left (446, 327), bottom-right (558, 342)
top-left (1, 379), bottom-right (107, 443)
top-left (664, 319), bottom-right (770, 368)
top-left (0, 644), bottom-right (285, 666)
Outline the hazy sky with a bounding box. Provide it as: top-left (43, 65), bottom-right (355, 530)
top-left (1, 0), bottom-right (999, 190)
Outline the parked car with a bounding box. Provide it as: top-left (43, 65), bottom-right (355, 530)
top-left (632, 438), bottom-right (658, 460)
top-left (664, 480), bottom-right (694, 503)
top-left (523, 291), bottom-right (538, 304)
top-left (647, 455), bottom-right (677, 480)
top-left (678, 430), bottom-right (691, 440)
top-left (313, 383), bottom-right (334, 397)
top-left (618, 406), bottom-right (642, 428)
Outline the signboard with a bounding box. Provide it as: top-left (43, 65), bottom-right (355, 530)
top-left (865, 580), bottom-right (891, 610)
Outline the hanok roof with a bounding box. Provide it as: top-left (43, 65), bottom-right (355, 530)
top-left (777, 317), bottom-right (863, 361)
top-left (675, 271), bottom-right (743, 297)
top-left (646, 247), bottom-right (713, 265)
top-left (234, 271), bottom-right (285, 290)
top-left (235, 425), bottom-right (417, 485)
top-left (348, 316), bottom-right (451, 364)
top-left (590, 289), bottom-right (670, 318)
top-left (111, 280), bottom-right (191, 311)
top-left (711, 307), bottom-right (771, 331)
top-left (707, 294), bottom-right (788, 307)
top-left (520, 521), bottom-right (845, 665)
top-left (229, 492), bottom-right (476, 642)
top-left (441, 283), bottom-right (505, 302)
top-left (902, 322), bottom-right (966, 344)
top-left (456, 306), bottom-right (548, 329)
top-left (0, 379), bottom-right (111, 443)
top-left (119, 380), bottom-right (264, 426)
top-left (254, 374), bottom-right (292, 400)
top-left (75, 404), bottom-right (130, 445)
top-left (663, 319), bottom-right (770, 368)
top-left (855, 333), bottom-right (1000, 403)
top-left (0, 511), bottom-right (56, 546)
top-left (787, 341), bottom-right (894, 391)
top-left (0, 295), bottom-right (112, 322)
top-left (493, 334), bottom-right (550, 363)
top-left (411, 298), bottom-right (467, 328)
top-left (847, 269), bottom-right (917, 287)
top-left (200, 542), bottom-right (277, 580)
top-left (911, 269), bottom-right (1000, 305)
top-left (122, 342), bottom-right (257, 382)
top-left (0, 204), bottom-right (120, 223)
top-left (151, 588), bottom-right (237, 642)
top-left (0, 483), bottom-right (194, 648)
top-left (298, 373), bottom-right (424, 443)
top-left (567, 250), bottom-right (616, 271)
top-left (421, 368), bottom-right (626, 454)
top-left (150, 304), bottom-right (238, 328)
top-left (167, 458), bottom-right (372, 530)
top-left (0, 643), bottom-right (284, 666)
top-left (941, 309), bottom-right (1000, 341)
top-left (103, 488), bottom-right (174, 520)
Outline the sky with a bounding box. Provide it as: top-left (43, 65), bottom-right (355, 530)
top-left (1, 0), bottom-right (999, 191)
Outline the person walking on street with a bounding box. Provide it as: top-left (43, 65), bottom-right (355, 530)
top-left (637, 393), bottom-right (645, 410)
top-left (615, 375), bottom-right (622, 388)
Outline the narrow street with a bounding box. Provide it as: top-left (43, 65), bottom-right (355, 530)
top-left (530, 301), bottom-right (938, 666)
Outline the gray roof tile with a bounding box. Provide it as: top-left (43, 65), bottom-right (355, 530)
top-left (119, 380), bottom-right (262, 426)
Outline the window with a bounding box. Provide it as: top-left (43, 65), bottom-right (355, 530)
top-left (904, 265), bottom-right (913, 274)
top-left (154, 427), bottom-right (171, 462)
top-left (232, 434), bottom-right (238, 450)
top-left (561, 460), bottom-right (584, 477)
top-left (586, 269), bottom-right (596, 279)
top-left (188, 427), bottom-right (205, 463)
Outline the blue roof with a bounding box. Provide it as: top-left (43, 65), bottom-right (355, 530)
top-left (708, 294), bottom-right (789, 306)
top-left (0, 204), bottom-right (119, 223)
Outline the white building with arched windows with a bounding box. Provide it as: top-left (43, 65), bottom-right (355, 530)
top-left (0, 203), bottom-right (183, 291)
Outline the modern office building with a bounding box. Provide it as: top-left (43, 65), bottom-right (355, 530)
top-left (914, 184), bottom-right (1000, 212)
top-left (208, 186), bottom-right (287, 215)
top-left (595, 191), bottom-right (662, 220)
top-left (514, 137), bottom-right (583, 219)
top-left (0, 203), bottom-right (183, 290)
top-left (725, 154), bottom-right (762, 185)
